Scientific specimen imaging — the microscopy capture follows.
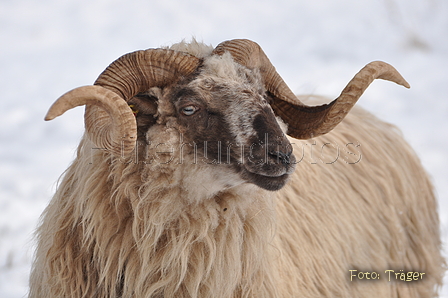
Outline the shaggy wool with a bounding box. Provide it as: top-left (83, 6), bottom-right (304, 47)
top-left (29, 106), bottom-right (444, 297)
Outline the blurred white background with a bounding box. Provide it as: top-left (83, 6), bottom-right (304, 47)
top-left (0, 0), bottom-right (447, 296)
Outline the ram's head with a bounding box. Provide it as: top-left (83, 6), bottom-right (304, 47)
top-left (45, 39), bottom-right (409, 191)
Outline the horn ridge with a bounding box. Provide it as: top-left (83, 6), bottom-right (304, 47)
top-left (94, 49), bottom-right (201, 99)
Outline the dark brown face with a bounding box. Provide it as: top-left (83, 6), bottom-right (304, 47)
top-left (129, 64), bottom-right (296, 191)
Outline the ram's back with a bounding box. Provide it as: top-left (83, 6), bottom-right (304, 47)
top-left (275, 104), bottom-right (444, 297)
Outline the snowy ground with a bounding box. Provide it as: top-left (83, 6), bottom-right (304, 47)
top-left (0, 0), bottom-right (447, 297)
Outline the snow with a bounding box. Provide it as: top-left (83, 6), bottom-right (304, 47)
top-left (0, 0), bottom-right (447, 296)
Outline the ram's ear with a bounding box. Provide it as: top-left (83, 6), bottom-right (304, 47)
top-left (127, 91), bottom-right (160, 134)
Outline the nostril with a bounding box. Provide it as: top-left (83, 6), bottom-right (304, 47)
top-left (269, 150), bottom-right (291, 164)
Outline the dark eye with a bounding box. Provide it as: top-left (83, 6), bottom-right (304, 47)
top-left (181, 105), bottom-right (198, 116)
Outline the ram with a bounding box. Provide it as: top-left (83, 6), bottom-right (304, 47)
top-left (30, 39), bottom-right (444, 297)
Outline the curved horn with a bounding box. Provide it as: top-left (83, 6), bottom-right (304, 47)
top-left (45, 86), bottom-right (137, 156)
top-left (45, 49), bottom-right (200, 156)
top-left (213, 39), bottom-right (410, 139)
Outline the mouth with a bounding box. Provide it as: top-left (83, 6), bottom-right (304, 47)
top-left (241, 169), bottom-right (291, 191)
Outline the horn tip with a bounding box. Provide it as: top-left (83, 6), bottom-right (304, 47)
top-left (44, 109), bottom-right (60, 121)
top-left (397, 78), bottom-right (410, 89)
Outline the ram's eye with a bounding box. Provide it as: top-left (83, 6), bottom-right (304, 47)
top-left (181, 105), bottom-right (198, 116)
